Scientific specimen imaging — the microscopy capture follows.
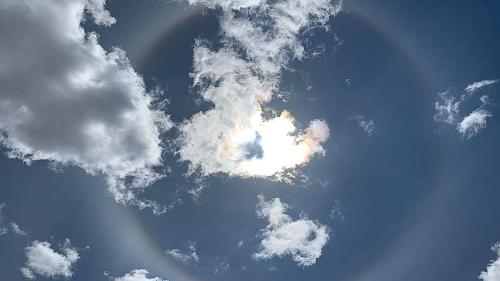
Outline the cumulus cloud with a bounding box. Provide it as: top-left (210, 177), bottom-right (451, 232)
top-left (113, 269), bottom-right (168, 281)
top-left (178, 0), bottom-right (341, 180)
top-left (479, 242), bottom-right (500, 281)
top-left (165, 243), bottom-right (199, 264)
top-left (433, 80), bottom-right (497, 139)
top-left (465, 79), bottom-right (498, 94)
top-left (253, 195), bottom-right (330, 267)
top-left (21, 239), bottom-right (79, 279)
top-left (0, 0), bottom-right (171, 213)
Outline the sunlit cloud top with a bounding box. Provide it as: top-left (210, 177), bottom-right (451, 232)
top-left (179, 0), bottom-right (341, 179)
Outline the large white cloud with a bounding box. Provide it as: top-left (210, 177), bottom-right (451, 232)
top-left (178, 0), bottom-right (341, 180)
top-left (114, 269), bottom-right (168, 281)
top-left (479, 243), bottom-right (500, 281)
top-left (253, 195), bottom-right (330, 267)
top-left (0, 0), bottom-right (171, 212)
top-left (20, 240), bottom-right (79, 279)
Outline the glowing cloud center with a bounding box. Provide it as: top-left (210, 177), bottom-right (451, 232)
top-left (232, 111), bottom-right (329, 177)
top-left (179, 0), bottom-right (339, 179)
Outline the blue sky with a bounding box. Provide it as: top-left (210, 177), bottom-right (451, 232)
top-left (1, 1), bottom-right (500, 281)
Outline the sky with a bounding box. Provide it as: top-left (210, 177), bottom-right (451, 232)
top-left (1, 0), bottom-right (500, 281)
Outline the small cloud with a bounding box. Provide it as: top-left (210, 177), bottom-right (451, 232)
top-left (165, 242), bottom-right (199, 265)
top-left (433, 80), bottom-right (497, 139)
top-left (329, 200), bottom-right (344, 221)
top-left (433, 91), bottom-right (461, 125)
top-left (457, 109), bottom-right (492, 139)
top-left (213, 257), bottom-right (230, 274)
top-left (86, 0), bottom-right (117, 26)
top-left (0, 203), bottom-right (27, 236)
top-left (479, 242), bottom-right (500, 281)
top-left (351, 115), bottom-right (376, 136)
top-left (21, 239), bottom-right (79, 279)
top-left (0, 203), bottom-right (7, 236)
top-left (113, 269), bottom-right (167, 281)
top-left (237, 240), bottom-right (244, 248)
top-left (11, 222), bottom-right (27, 236)
top-left (253, 195), bottom-right (330, 267)
top-left (465, 79), bottom-right (498, 94)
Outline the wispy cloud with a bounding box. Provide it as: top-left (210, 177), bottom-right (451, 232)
top-left (178, 0), bottom-right (341, 180)
top-left (433, 79), bottom-right (497, 140)
top-left (253, 195), bottom-right (330, 267)
top-left (351, 115), bottom-right (376, 136)
top-left (165, 243), bottom-right (199, 265)
top-left (112, 269), bottom-right (167, 281)
top-left (457, 109), bottom-right (492, 139)
top-left (0, 0), bottom-right (171, 213)
top-left (433, 91), bottom-right (462, 125)
top-left (0, 203), bottom-right (27, 237)
top-left (0, 203), bottom-right (7, 236)
top-left (465, 79), bottom-right (498, 94)
top-left (10, 222), bottom-right (27, 236)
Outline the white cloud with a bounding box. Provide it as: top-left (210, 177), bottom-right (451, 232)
top-left (114, 269), bottom-right (167, 281)
top-left (329, 199), bottom-right (343, 221)
top-left (21, 239), bottom-right (79, 279)
top-left (213, 257), bottom-right (230, 274)
top-left (0, 203), bottom-right (26, 236)
top-left (237, 240), bottom-right (244, 248)
top-left (465, 79), bottom-right (498, 94)
top-left (457, 109), bottom-right (492, 139)
top-left (434, 80), bottom-right (497, 140)
top-left (165, 243), bottom-right (199, 264)
top-left (188, 0), bottom-right (265, 9)
top-left (479, 242), bottom-right (500, 281)
top-left (352, 115), bottom-right (376, 136)
top-left (10, 222), bottom-right (27, 236)
top-left (0, 0), bottom-right (171, 213)
top-left (0, 203), bottom-right (7, 236)
top-left (253, 195), bottom-right (330, 267)
top-left (178, 0), bottom-right (341, 180)
top-left (433, 91), bottom-right (462, 125)
top-left (86, 0), bottom-right (117, 26)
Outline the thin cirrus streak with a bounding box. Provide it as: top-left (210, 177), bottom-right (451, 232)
top-left (178, 0), bottom-right (342, 180)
